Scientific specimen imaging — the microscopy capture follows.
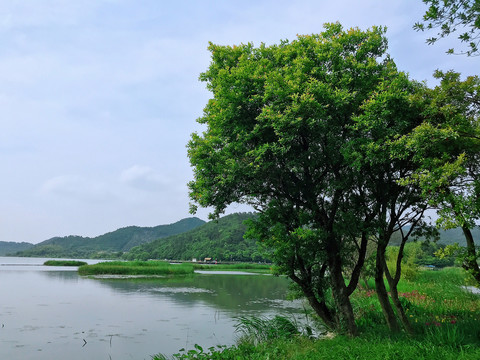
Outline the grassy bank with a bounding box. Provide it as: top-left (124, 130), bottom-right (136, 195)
top-left (78, 260), bottom-right (194, 276)
top-left (154, 267), bottom-right (480, 360)
top-left (193, 263), bottom-right (273, 273)
top-left (44, 260), bottom-right (88, 266)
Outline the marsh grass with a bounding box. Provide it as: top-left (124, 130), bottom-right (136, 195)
top-left (44, 260), bottom-right (88, 266)
top-left (78, 260), bottom-right (194, 276)
top-left (193, 263), bottom-right (273, 273)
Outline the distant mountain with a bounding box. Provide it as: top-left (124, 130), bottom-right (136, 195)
top-left (0, 241), bottom-right (34, 256)
top-left (124, 212), bottom-right (269, 262)
top-left (389, 225), bottom-right (480, 246)
top-left (13, 217), bottom-right (206, 259)
top-left (437, 227), bottom-right (480, 246)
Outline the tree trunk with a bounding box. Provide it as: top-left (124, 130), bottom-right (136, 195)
top-left (375, 249), bottom-right (400, 332)
top-left (389, 286), bottom-right (413, 334)
top-left (289, 273), bottom-right (337, 330)
top-left (328, 247), bottom-right (358, 336)
top-left (461, 226), bottom-right (480, 285)
top-left (304, 292), bottom-right (336, 330)
top-left (383, 235), bottom-right (414, 335)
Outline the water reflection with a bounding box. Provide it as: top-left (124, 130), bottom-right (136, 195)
top-left (87, 273), bottom-right (298, 313)
top-left (0, 259), bottom-right (301, 360)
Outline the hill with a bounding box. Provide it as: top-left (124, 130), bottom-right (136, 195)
top-left (124, 213), bottom-right (269, 262)
top-left (0, 241), bottom-right (34, 256)
top-left (389, 225), bottom-right (480, 247)
top-left (437, 227), bottom-right (480, 246)
top-left (14, 217), bottom-right (205, 259)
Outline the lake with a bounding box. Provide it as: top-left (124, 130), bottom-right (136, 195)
top-left (0, 257), bottom-right (302, 359)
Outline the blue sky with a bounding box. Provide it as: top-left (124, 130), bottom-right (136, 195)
top-left (0, 0), bottom-right (477, 243)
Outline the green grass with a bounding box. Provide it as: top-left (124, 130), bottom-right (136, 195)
top-left (154, 267), bottom-right (480, 360)
top-left (78, 260), bottom-right (194, 276)
top-left (44, 260), bottom-right (88, 266)
top-left (193, 263), bottom-right (273, 273)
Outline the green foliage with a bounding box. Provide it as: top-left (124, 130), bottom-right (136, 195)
top-left (193, 263), bottom-right (273, 273)
top-left (188, 22), bottom-right (410, 335)
top-left (125, 213), bottom-right (267, 262)
top-left (0, 241), bottom-right (33, 256)
top-left (234, 316), bottom-right (302, 345)
top-left (394, 70), bottom-right (480, 285)
top-left (14, 217), bottom-right (205, 259)
top-left (414, 0), bottom-right (480, 56)
top-left (77, 260), bottom-right (194, 276)
top-left (154, 265), bottom-right (480, 360)
top-left (43, 260), bottom-right (87, 266)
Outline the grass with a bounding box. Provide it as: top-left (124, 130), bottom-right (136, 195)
top-left (154, 267), bottom-right (480, 360)
top-left (44, 260), bottom-right (88, 266)
top-left (78, 260), bottom-right (194, 276)
top-left (193, 263), bottom-right (273, 273)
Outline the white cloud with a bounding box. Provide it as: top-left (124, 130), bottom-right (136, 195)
top-left (41, 174), bottom-right (112, 201)
top-left (120, 165), bottom-right (170, 192)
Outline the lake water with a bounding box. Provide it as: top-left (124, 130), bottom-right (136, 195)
top-left (0, 257), bottom-right (301, 359)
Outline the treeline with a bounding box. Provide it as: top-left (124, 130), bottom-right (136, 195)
top-left (124, 213), bottom-right (269, 262)
top-left (0, 241), bottom-right (33, 256)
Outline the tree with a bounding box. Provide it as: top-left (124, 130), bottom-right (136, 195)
top-left (188, 23), bottom-right (405, 335)
top-left (414, 0), bottom-right (480, 56)
top-left (349, 72), bottom-right (435, 333)
top-left (396, 70), bottom-right (480, 285)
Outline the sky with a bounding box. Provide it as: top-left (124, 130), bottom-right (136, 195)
top-left (0, 0), bottom-right (477, 244)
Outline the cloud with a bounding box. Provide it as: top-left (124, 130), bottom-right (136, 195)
top-left (41, 174), bottom-right (112, 201)
top-left (120, 165), bottom-right (170, 192)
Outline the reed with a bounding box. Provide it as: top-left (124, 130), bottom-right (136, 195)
top-left (44, 260), bottom-right (88, 266)
top-left (78, 260), bottom-right (194, 276)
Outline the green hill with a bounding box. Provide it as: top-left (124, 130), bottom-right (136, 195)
top-left (389, 226), bottom-right (480, 247)
top-left (437, 227), bottom-right (480, 246)
top-left (124, 213), bottom-right (269, 262)
top-left (0, 241), bottom-right (34, 256)
top-left (14, 217), bottom-right (205, 259)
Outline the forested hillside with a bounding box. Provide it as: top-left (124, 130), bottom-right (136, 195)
top-left (0, 241), bottom-right (33, 256)
top-left (13, 217), bottom-right (205, 259)
top-left (438, 227), bottom-right (480, 246)
top-left (124, 213), bottom-right (269, 262)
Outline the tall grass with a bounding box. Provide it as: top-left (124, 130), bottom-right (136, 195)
top-left (44, 260), bottom-right (87, 266)
top-left (78, 260), bottom-right (194, 276)
top-left (234, 316), bottom-right (302, 345)
top-left (193, 263), bottom-right (273, 273)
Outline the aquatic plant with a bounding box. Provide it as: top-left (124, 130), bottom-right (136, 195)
top-left (78, 260), bottom-right (194, 276)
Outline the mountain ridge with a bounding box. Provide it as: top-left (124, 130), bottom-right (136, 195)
top-left (12, 217), bottom-right (206, 258)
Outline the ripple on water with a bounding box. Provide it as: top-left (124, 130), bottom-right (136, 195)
top-left (149, 287), bottom-right (215, 294)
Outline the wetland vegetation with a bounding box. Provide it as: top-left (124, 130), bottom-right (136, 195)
top-left (77, 260), bottom-right (194, 276)
top-left (43, 260), bottom-right (88, 266)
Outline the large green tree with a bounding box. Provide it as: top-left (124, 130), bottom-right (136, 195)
top-left (188, 23), bottom-right (406, 335)
top-left (414, 0), bottom-right (480, 56)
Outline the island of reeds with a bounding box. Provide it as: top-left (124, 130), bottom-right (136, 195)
top-left (44, 260), bottom-right (88, 266)
top-left (77, 260), bottom-right (194, 276)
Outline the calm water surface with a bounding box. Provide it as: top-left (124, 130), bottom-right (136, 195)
top-left (0, 257), bottom-right (301, 359)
